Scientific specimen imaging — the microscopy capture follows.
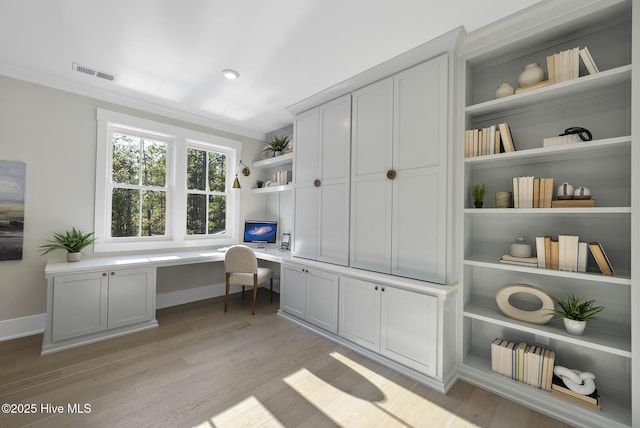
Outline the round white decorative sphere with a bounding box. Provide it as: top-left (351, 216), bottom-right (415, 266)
top-left (494, 82), bottom-right (515, 99)
top-left (518, 63), bottom-right (545, 87)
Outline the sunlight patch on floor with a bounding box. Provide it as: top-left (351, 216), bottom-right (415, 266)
top-left (195, 395), bottom-right (284, 428)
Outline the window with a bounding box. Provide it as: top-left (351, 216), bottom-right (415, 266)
top-left (95, 109), bottom-right (241, 253)
top-left (186, 147), bottom-right (226, 236)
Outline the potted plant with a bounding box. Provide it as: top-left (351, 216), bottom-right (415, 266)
top-left (40, 227), bottom-right (96, 262)
top-left (549, 293), bottom-right (604, 336)
top-left (262, 135), bottom-right (290, 157)
top-left (471, 184), bottom-right (486, 208)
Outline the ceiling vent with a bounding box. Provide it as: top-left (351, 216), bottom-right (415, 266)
top-left (72, 62), bottom-right (116, 81)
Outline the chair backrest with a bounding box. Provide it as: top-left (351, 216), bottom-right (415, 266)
top-left (224, 245), bottom-right (258, 274)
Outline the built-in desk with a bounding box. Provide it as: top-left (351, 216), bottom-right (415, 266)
top-left (42, 247), bottom-right (290, 355)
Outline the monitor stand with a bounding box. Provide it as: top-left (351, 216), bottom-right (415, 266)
top-left (255, 241), bottom-right (267, 250)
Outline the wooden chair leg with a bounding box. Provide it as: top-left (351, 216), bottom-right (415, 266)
top-left (252, 274), bottom-right (258, 315)
top-left (224, 273), bottom-right (230, 312)
top-left (270, 277), bottom-right (273, 303)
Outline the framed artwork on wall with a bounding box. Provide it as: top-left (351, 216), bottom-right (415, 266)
top-left (0, 160), bottom-right (25, 261)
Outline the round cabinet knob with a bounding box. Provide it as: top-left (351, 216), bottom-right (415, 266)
top-left (102, 272), bottom-right (107, 277)
top-left (110, 272), bottom-right (116, 276)
top-left (313, 179), bottom-right (321, 187)
top-left (381, 287), bottom-right (386, 292)
top-left (374, 286), bottom-right (379, 291)
top-left (386, 170), bottom-right (397, 180)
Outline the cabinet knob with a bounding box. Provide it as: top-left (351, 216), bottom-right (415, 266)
top-left (381, 287), bottom-right (386, 292)
top-left (110, 272), bottom-right (115, 276)
top-left (314, 179), bottom-right (321, 187)
top-left (102, 272), bottom-right (107, 277)
top-left (374, 286), bottom-right (379, 291)
top-left (386, 170), bottom-right (397, 180)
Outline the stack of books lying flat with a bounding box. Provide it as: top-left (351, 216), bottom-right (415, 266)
top-left (499, 255), bottom-right (538, 267)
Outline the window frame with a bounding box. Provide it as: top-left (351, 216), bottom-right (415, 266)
top-left (95, 109), bottom-right (241, 253)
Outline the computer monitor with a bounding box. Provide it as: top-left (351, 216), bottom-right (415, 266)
top-left (243, 220), bottom-right (277, 247)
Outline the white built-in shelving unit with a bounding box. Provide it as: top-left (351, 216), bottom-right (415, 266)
top-left (458, 1), bottom-right (635, 427)
top-left (251, 152), bottom-right (293, 194)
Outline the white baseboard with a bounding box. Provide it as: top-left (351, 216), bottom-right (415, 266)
top-left (156, 280), bottom-right (280, 310)
top-left (0, 313), bottom-right (46, 342)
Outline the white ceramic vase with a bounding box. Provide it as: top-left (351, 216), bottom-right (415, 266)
top-left (494, 82), bottom-right (514, 98)
top-left (518, 63), bottom-right (545, 87)
top-left (563, 318), bottom-right (587, 336)
top-left (510, 236), bottom-right (531, 258)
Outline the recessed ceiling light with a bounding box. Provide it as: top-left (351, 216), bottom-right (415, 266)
top-left (221, 69), bottom-right (240, 80)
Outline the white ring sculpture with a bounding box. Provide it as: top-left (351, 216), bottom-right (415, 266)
top-left (495, 283), bottom-right (554, 325)
top-left (553, 366), bottom-right (596, 395)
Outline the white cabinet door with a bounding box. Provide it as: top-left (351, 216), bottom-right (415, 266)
top-left (380, 286), bottom-right (438, 378)
top-left (52, 272), bottom-right (108, 341)
top-left (391, 55), bottom-right (448, 283)
top-left (350, 77), bottom-right (393, 273)
top-left (350, 55), bottom-right (448, 283)
top-left (107, 267), bottom-right (155, 329)
top-left (306, 269), bottom-right (339, 334)
top-left (280, 264), bottom-right (307, 319)
top-left (338, 276), bottom-right (380, 352)
top-left (293, 95), bottom-right (351, 266)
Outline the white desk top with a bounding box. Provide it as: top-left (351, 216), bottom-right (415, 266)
top-left (45, 247), bottom-right (291, 277)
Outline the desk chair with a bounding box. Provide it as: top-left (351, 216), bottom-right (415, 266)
top-left (224, 245), bottom-right (273, 315)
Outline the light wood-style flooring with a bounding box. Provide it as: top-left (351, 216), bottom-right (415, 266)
top-left (0, 290), bottom-right (571, 427)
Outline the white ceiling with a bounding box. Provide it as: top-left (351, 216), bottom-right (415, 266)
top-left (0, 0), bottom-right (541, 138)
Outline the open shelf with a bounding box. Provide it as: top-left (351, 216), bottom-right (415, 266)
top-left (251, 152), bottom-right (293, 170)
top-left (252, 184), bottom-right (292, 194)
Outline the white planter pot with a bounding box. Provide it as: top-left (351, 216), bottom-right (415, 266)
top-left (563, 318), bottom-right (586, 336)
top-left (67, 252), bottom-right (82, 262)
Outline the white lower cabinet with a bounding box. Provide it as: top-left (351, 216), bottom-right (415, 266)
top-left (280, 262), bottom-right (339, 334)
top-left (47, 267), bottom-right (156, 349)
top-left (339, 276), bottom-right (438, 377)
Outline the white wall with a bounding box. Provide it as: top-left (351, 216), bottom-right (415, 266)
top-left (0, 75), bottom-right (267, 324)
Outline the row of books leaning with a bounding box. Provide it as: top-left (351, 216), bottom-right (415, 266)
top-left (464, 122), bottom-right (515, 158)
top-left (490, 338), bottom-right (601, 410)
top-left (499, 236), bottom-right (614, 275)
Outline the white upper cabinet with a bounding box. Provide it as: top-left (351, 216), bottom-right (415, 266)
top-left (293, 94), bottom-right (351, 265)
top-left (351, 55), bottom-right (449, 283)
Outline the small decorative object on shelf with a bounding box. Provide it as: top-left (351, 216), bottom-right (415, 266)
top-left (518, 62), bottom-right (545, 87)
top-left (496, 283), bottom-right (554, 325)
top-left (494, 191), bottom-right (512, 208)
top-left (549, 293), bottom-right (604, 336)
top-left (494, 82), bottom-right (514, 98)
top-left (471, 184), bottom-right (486, 208)
top-left (262, 135), bottom-right (290, 157)
top-left (551, 366), bottom-right (601, 410)
top-left (256, 180), bottom-right (264, 188)
top-left (510, 236), bottom-right (532, 258)
top-left (40, 227), bottom-right (96, 262)
top-left (573, 186), bottom-right (591, 199)
top-left (556, 181), bottom-right (574, 199)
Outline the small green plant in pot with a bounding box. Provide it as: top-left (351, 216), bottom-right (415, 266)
top-left (549, 293), bottom-right (604, 336)
top-left (40, 227), bottom-right (96, 262)
top-left (262, 135), bottom-right (290, 157)
top-left (471, 184), bottom-right (486, 208)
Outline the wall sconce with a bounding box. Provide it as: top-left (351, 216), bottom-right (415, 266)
top-left (232, 160), bottom-right (251, 189)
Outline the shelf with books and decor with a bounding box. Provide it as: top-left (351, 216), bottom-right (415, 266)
top-left (457, 1), bottom-right (634, 427)
top-left (251, 152), bottom-right (293, 194)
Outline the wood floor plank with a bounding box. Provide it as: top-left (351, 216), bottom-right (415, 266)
top-left (0, 290), bottom-right (571, 428)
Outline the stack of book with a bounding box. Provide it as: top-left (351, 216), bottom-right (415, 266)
top-left (499, 254), bottom-right (538, 267)
top-left (464, 122), bottom-right (515, 158)
top-left (512, 177), bottom-right (554, 208)
top-left (490, 338), bottom-right (556, 391)
top-left (551, 199), bottom-right (596, 208)
top-left (551, 375), bottom-right (601, 411)
top-left (546, 46), bottom-right (599, 85)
